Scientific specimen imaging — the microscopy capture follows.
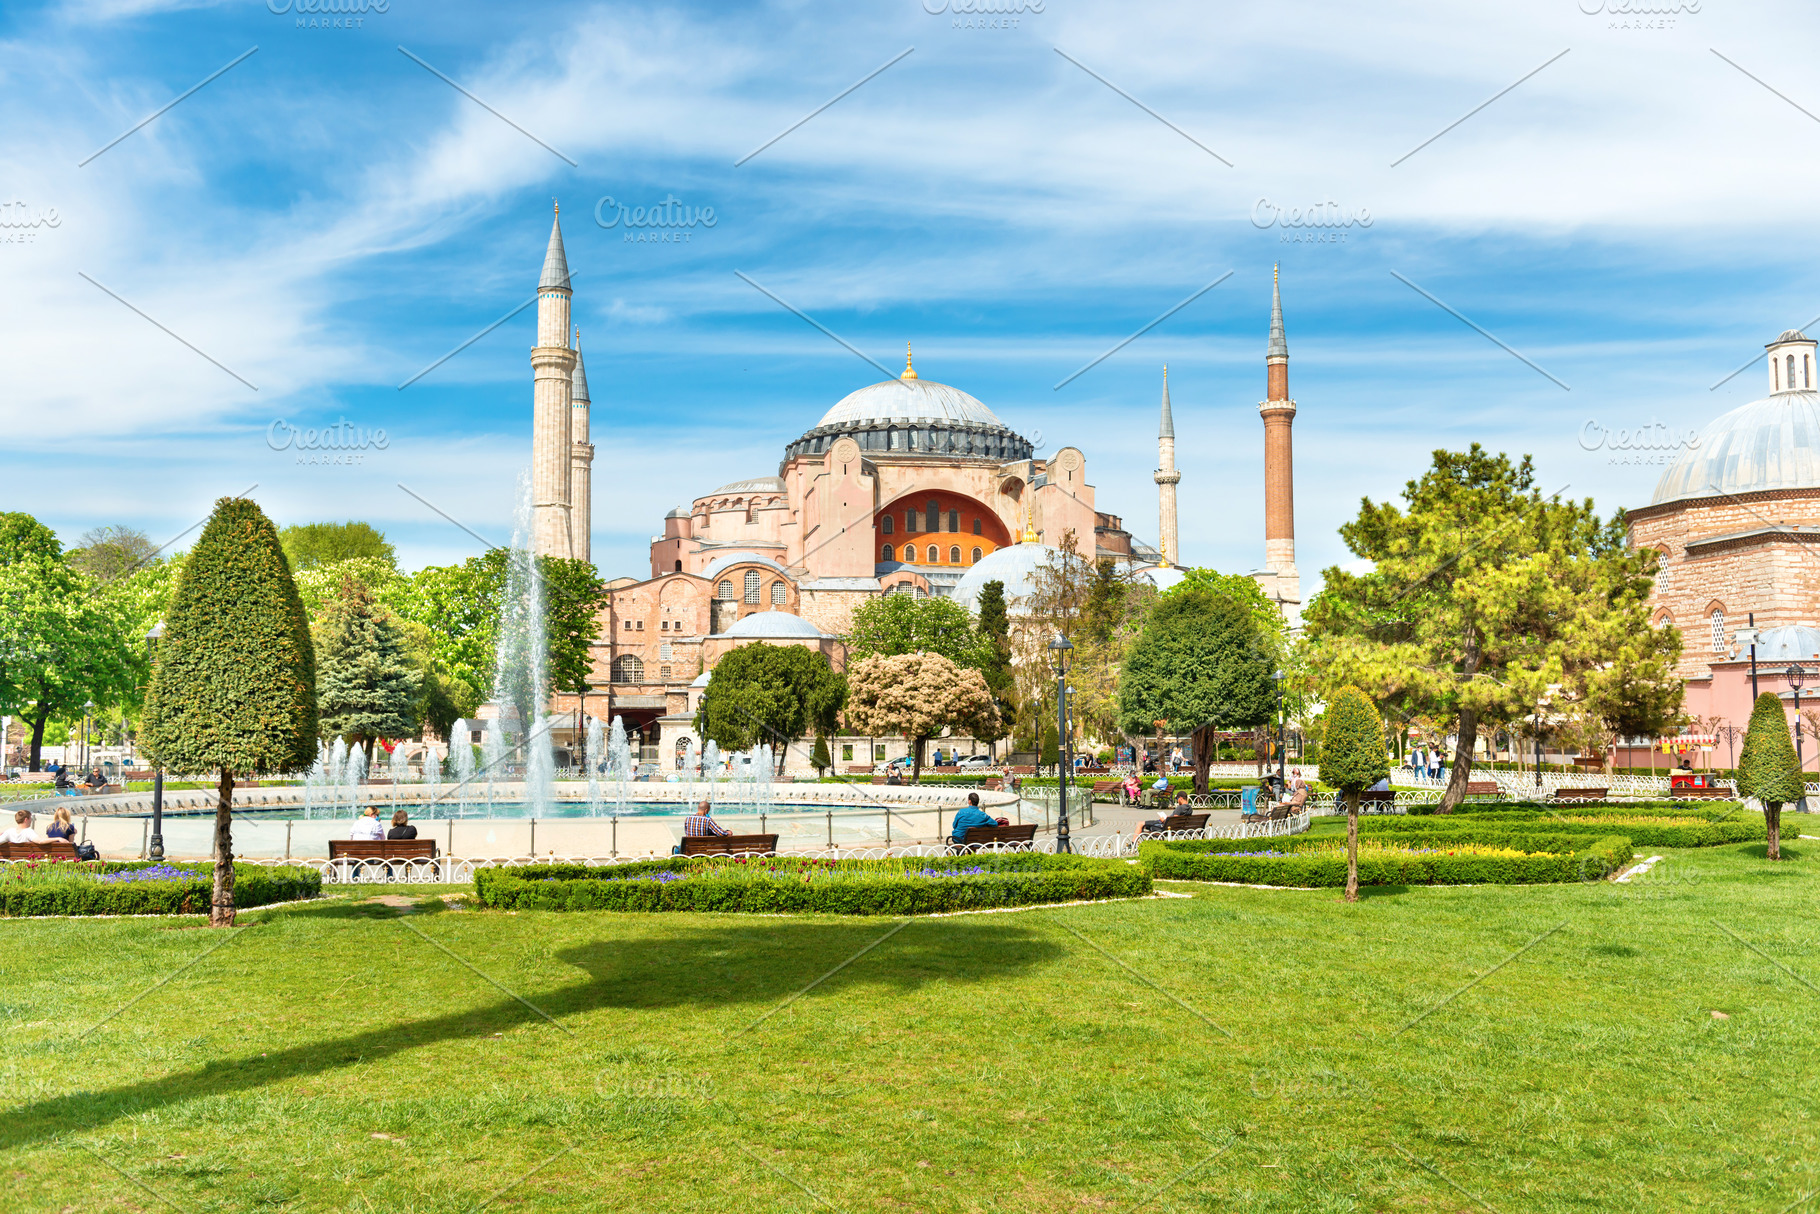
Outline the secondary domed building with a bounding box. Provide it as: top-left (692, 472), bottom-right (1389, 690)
top-left (1628, 328), bottom-right (1820, 730)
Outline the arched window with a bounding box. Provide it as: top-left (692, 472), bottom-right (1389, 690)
top-left (972, 517), bottom-right (981, 535)
top-left (1789, 355), bottom-right (1797, 391)
top-left (881, 515), bottom-right (894, 535)
top-left (1807, 354), bottom-right (1812, 388)
top-left (673, 560), bottom-right (682, 572)
top-left (717, 580), bottom-right (733, 600)
top-left (947, 509), bottom-right (959, 532)
top-left (743, 570), bottom-right (761, 603)
top-left (770, 580), bottom-right (786, 605)
top-left (1711, 609), bottom-right (1726, 653)
top-left (882, 544), bottom-right (894, 561)
top-left (611, 655), bottom-right (644, 683)
top-left (949, 545), bottom-right (961, 564)
top-left (971, 546), bottom-right (983, 564)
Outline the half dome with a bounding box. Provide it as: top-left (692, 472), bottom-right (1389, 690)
top-left (1651, 391), bottom-right (1820, 506)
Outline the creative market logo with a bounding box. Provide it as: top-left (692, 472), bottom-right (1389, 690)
top-left (267, 418), bottom-right (389, 466)
top-left (595, 194), bottom-right (717, 244)
top-left (1251, 199), bottom-right (1372, 245)
top-left (0, 200), bottom-right (61, 245)
top-left (923, 0), bottom-right (1043, 30)
top-left (267, 0), bottom-right (387, 30)
top-left (1579, 418), bottom-right (1699, 466)
top-left (1579, 0), bottom-right (1697, 31)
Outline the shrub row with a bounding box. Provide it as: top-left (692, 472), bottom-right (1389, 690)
top-left (1138, 835), bottom-right (1632, 888)
top-left (1360, 816), bottom-right (1764, 848)
top-left (474, 853), bottom-right (1149, 915)
top-left (0, 861), bottom-right (322, 917)
top-left (1407, 800), bottom-right (1742, 818)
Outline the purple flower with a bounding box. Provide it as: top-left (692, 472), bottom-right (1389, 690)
top-left (98, 864), bottom-right (206, 884)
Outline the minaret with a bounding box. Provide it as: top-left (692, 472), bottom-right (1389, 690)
top-left (1259, 265), bottom-right (1299, 618)
top-left (531, 203), bottom-right (576, 559)
top-left (569, 326), bottom-right (595, 564)
top-left (1154, 364), bottom-right (1180, 566)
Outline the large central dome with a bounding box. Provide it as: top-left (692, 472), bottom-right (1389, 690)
top-left (1652, 391), bottom-right (1820, 505)
top-left (783, 352), bottom-right (1034, 463)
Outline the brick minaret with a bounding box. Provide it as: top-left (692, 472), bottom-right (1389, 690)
top-left (1154, 365), bottom-right (1180, 566)
top-left (531, 203), bottom-right (575, 559)
top-left (1259, 265), bottom-right (1300, 617)
top-left (569, 326), bottom-right (594, 564)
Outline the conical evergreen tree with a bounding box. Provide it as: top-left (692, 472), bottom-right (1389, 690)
top-left (1319, 685), bottom-right (1389, 902)
top-left (142, 498), bottom-right (316, 926)
top-left (974, 580), bottom-right (1016, 753)
top-left (316, 573), bottom-right (423, 757)
top-left (1738, 691), bottom-right (1802, 860)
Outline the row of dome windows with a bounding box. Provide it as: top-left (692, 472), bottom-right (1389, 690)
top-left (710, 570), bottom-right (788, 605)
top-left (610, 655), bottom-right (672, 683)
top-left (788, 428), bottom-right (1034, 460)
top-left (884, 544), bottom-right (983, 565)
top-left (1777, 353), bottom-right (1813, 392)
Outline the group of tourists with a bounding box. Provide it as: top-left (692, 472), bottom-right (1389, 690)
top-left (1, 806), bottom-right (78, 844)
top-left (348, 807), bottom-right (418, 840)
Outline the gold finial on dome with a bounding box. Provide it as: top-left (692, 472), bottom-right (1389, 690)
top-left (902, 342), bottom-right (917, 380)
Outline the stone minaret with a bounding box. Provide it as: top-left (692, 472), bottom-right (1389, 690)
top-left (569, 326), bottom-right (594, 564)
top-left (1154, 364), bottom-right (1180, 566)
top-left (531, 203), bottom-right (576, 559)
top-left (1259, 265), bottom-right (1300, 617)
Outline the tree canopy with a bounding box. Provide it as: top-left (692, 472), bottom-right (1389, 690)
top-left (842, 652), bottom-right (1000, 782)
top-left (1304, 445), bottom-right (1681, 810)
top-left (279, 521), bottom-right (396, 571)
top-left (141, 497), bottom-right (317, 927)
top-left (315, 574), bottom-right (423, 753)
top-left (973, 579), bottom-right (1016, 750)
top-left (694, 644), bottom-right (846, 773)
top-left (67, 525), bottom-right (160, 584)
top-left (1118, 584), bottom-right (1276, 791)
top-left (1320, 684), bottom-right (1389, 902)
top-left (1738, 691), bottom-right (1802, 860)
top-left (848, 593), bottom-right (993, 670)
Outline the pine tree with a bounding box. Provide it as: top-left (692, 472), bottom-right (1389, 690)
top-left (1319, 685), bottom-right (1389, 902)
top-left (141, 498), bottom-right (316, 927)
top-left (1040, 718), bottom-right (1060, 773)
top-left (974, 579), bottom-right (1016, 752)
top-left (811, 733), bottom-right (832, 777)
top-left (1738, 691), bottom-right (1802, 861)
top-left (316, 573), bottom-right (423, 757)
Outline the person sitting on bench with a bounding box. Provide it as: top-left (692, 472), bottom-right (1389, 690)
top-left (1, 809), bottom-right (42, 844)
top-left (683, 801), bottom-right (729, 838)
top-left (46, 806), bottom-right (76, 841)
top-left (1132, 804), bottom-right (1176, 842)
top-left (948, 792), bottom-right (998, 843)
top-left (350, 806), bottom-right (385, 841)
top-left (386, 809), bottom-right (417, 840)
top-left (1122, 773), bottom-right (1142, 803)
top-left (53, 768), bottom-right (78, 796)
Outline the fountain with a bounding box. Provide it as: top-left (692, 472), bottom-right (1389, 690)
top-left (491, 470), bottom-right (555, 819)
top-left (344, 743), bottom-right (367, 815)
top-left (424, 736), bottom-right (442, 815)
top-left (701, 740), bottom-right (721, 813)
top-left (449, 718), bottom-right (475, 817)
top-left (585, 715), bottom-right (604, 816)
top-left (607, 716), bottom-right (632, 819)
top-left (389, 742), bottom-right (410, 786)
top-left (304, 741), bottom-right (327, 819)
top-left (328, 737), bottom-right (348, 814)
top-left (483, 716), bottom-right (503, 812)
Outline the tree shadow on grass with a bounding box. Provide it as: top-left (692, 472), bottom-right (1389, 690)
top-left (2, 913), bottom-right (1061, 1151)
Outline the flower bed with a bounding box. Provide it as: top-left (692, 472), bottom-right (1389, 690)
top-left (1139, 834), bottom-right (1632, 888)
top-left (0, 860), bottom-right (322, 916)
top-left (473, 853), bottom-right (1151, 915)
top-left (1363, 810), bottom-right (1765, 848)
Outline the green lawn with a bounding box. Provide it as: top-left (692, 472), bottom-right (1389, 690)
top-left (5, 830), bottom-right (1820, 1211)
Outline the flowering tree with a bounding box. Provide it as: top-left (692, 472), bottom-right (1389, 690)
top-left (842, 652), bottom-right (1000, 783)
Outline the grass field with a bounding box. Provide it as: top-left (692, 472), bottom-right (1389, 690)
top-left (5, 822), bottom-right (1820, 1212)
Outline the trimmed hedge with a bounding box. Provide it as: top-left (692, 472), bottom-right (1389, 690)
top-left (1139, 835), bottom-right (1632, 888)
top-left (1359, 816), bottom-right (1765, 849)
top-left (0, 861), bottom-right (322, 917)
top-left (474, 852), bottom-right (1150, 915)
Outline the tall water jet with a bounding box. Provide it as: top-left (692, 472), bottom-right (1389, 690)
top-left (329, 738), bottom-right (349, 815)
top-left (607, 716), bottom-right (631, 819)
top-left (492, 470), bottom-right (554, 818)
top-left (345, 744), bottom-right (368, 817)
top-left (450, 718), bottom-right (475, 817)
top-left (304, 741), bottom-right (327, 820)
top-left (424, 736), bottom-right (442, 817)
top-left (585, 715), bottom-right (604, 816)
top-left (483, 716), bottom-right (503, 811)
top-left (701, 740), bottom-right (720, 812)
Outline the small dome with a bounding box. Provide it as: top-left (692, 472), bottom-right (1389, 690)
top-left (949, 543), bottom-right (1066, 615)
top-left (709, 476), bottom-right (785, 497)
top-left (1750, 625), bottom-right (1820, 662)
top-left (691, 671), bottom-right (711, 687)
top-left (720, 611), bottom-right (825, 639)
top-left (1777, 330), bottom-right (1812, 343)
top-left (1652, 391), bottom-right (1820, 505)
top-left (1131, 564), bottom-right (1187, 593)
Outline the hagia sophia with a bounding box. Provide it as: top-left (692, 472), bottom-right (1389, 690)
top-left (522, 206), bottom-right (1302, 764)
top-left (520, 203), bottom-right (1820, 771)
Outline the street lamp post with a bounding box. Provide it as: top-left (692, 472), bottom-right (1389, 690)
top-left (81, 700), bottom-right (95, 773)
top-left (1272, 670), bottom-right (1287, 786)
top-left (1049, 634), bottom-right (1074, 853)
top-left (1787, 664), bottom-right (1810, 813)
top-left (145, 621), bottom-right (165, 862)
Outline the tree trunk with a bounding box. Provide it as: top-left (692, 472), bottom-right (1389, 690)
top-left (1767, 801), bottom-right (1783, 861)
top-left (1438, 709), bottom-right (1479, 813)
top-left (211, 767), bottom-right (237, 927)
top-left (912, 736), bottom-right (925, 785)
top-left (1191, 724), bottom-right (1214, 794)
top-left (1345, 791), bottom-right (1360, 903)
top-left (28, 706), bottom-right (50, 772)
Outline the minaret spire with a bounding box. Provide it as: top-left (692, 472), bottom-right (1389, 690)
top-left (1258, 266), bottom-right (1299, 624)
top-left (569, 325), bottom-right (594, 564)
top-left (1154, 364), bottom-right (1180, 566)
top-left (530, 202), bottom-right (576, 558)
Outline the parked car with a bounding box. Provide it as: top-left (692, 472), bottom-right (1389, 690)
top-left (955, 755), bottom-right (993, 768)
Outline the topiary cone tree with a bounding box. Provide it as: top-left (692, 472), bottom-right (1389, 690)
top-left (1319, 685), bottom-right (1390, 903)
top-left (1737, 691), bottom-right (1803, 861)
top-left (142, 498), bottom-right (317, 927)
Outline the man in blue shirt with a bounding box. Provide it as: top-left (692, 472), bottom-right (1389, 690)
top-left (948, 792), bottom-right (998, 844)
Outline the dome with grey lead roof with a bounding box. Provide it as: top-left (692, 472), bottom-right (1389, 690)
top-left (784, 365), bottom-right (1034, 463)
top-left (719, 611), bottom-right (826, 639)
top-left (1651, 391), bottom-right (1820, 506)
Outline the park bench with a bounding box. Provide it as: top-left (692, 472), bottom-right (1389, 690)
top-left (679, 833), bottom-right (778, 856)
top-left (1463, 781), bottom-right (1501, 797)
top-left (0, 840), bottom-right (82, 860)
top-left (1090, 779), bottom-right (1127, 803)
top-left (80, 784), bottom-right (123, 796)
top-left (327, 839), bottom-right (439, 881)
top-left (1551, 787), bottom-right (1608, 802)
top-left (982, 776), bottom-right (1004, 792)
top-left (1671, 783), bottom-right (1732, 799)
top-left (1162, 812), bottom-right (1210, 832)
top-left (953, 823), bottom-right (1038, 853)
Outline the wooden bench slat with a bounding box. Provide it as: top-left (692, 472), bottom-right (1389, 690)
top-left (0, 840), bottom-right (81, 859)
top-left (327, 840), bottom-right (439, 859)
top-left (680, 834), bottom-right (778, 856)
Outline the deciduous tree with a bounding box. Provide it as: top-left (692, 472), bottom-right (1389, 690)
top-left (843, 652), bottom-right (1000, 783)
top-left (849, 593), bottom-right (993, 670)
top-left (141, 498), bottom-right (317, 927)
top-left (279, 521), bottom-right (396, 571)
top-left (695, 645), bottom-right (846, 774)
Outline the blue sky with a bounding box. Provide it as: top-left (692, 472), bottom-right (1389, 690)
top-left (3, 0), bottom-right (1815, 593)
